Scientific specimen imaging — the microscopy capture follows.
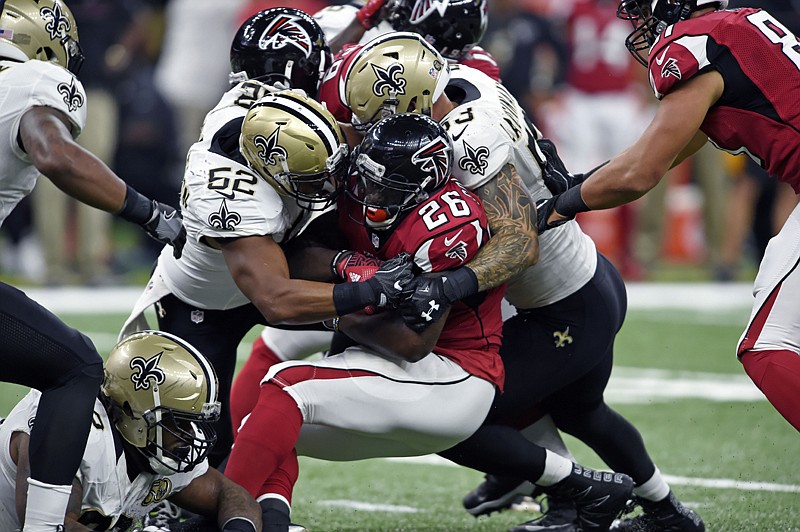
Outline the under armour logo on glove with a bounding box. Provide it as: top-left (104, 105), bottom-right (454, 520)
top-left (400, 275), bottom-right (450, 333)
top-left (420, 299), bottom-right (441, 322)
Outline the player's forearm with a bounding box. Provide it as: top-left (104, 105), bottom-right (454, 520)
top-left (339, 310), bottom-right (445, 362)
top-left (466, 225), bottom-right (538, 291)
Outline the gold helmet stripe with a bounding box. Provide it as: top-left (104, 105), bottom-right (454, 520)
top-left (250, 95), bottom-right (339, 156)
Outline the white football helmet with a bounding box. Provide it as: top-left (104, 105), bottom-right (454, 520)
top-left (617, 0), bottom-right (729, 65)
top-left (102, 330), bottom-right (221, 474)
top-left (344, 31), bottom-right (450, 131)
top-left (0, 0), bottom-right (84, 73)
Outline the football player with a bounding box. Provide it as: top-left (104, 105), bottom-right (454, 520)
top-left (0, 1), bottom-right (185, 529)
top-left (0, 330), bottom-right (261, 531)
top-left (336, 33), bottom-right (703, 532)
top-left (226, 111), bottom-right (632, 532)
top-left (539, 0), bottom-right (800, 526)
top-left (120, 8), bottom-right (414, 472)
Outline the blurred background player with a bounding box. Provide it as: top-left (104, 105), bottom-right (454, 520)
top-left (0, 1), bottom-right (185, 529)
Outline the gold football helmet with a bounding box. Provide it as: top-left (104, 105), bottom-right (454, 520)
top-left (102, 330), bottom-right (221, 474)
top-left (0, 0), bottom-right (84, 73)
top-left (344, 31), bottom-right (450, 131)
top-left (240, 89), bottom-right (348, 210)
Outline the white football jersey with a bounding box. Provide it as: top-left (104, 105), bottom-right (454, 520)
top-left (442, 65), bottom-right (597, 307)
top-left (158, 81), bottom-right (317, 310)
top-left (0, 390), bottom-right (207, 531)
top-left (313, 3), bottom-right (392, 44)
top-left (0, 59), bottom-right (87, 224)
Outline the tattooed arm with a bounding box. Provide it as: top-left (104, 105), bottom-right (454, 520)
top-left (469, 163), bottom-right (540, 290)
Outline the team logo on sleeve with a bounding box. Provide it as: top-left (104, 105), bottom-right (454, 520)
top-left (661, 58), bottom-right (682, 80)
top-left (40, 4), bottom-right (71, 40)
top-left (412, 136), bottom-right (450, 183)
top-left (143, 478), bottom-right (173, 505)
top-left (208, 199), bottom-right (242, 230)
top-left (445, 240), bottom-right (468, 262)
top-left (258, 14), bottom-right (312, 57)
top-left (458, 141), bottom-right (490, 175)
top-left (371, 63), bottom-right (407, 97)
top-left (129, 353), bottom-right (166, 391)
top-left (410, 0), bottom-right (449, 23)
top-left (57, 78), bottom-right (84, 112)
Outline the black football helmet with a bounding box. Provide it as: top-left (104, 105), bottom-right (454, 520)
top-left (348, 113), bottom-right (452, 230)
top-left (387, 0), bottom-right (488, 60)
top-left (618, 0), bottom-right (728, 66)
top-left (229, 7), bottom-right (331, 97)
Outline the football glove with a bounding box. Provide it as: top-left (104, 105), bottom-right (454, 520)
top-left (400, 268), bottom-right (478, 332)
top-left (356, 0), bottom-right (387, 29)
top-left (142, 201), bottom-right (187, 259)
top-left (538, 138), bottom-right (578, 196)
top-left (332, 250), bottom-right (383, 283)
top-left (365, 252), bottom-right (414, 307)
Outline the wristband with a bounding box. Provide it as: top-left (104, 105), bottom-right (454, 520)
top-left (333, 281), bottom-right (377, 315)
top-left (118, 184), bottom-right (154, 225)
top-left (222, 517), bottom-right (257, 532)
top-left (553, 183), bottom-right (590, 219)
top-left (442, 267), bottom-right (479, 303)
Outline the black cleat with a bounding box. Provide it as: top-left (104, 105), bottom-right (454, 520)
top-left (611, 492), bottom-right (704, 532)
top-left (543, 464), bottom-right (633, 531)
top-left (509, 494), bottom-right (580, 531)
top-left (463, 474), bottom-right (537, 516)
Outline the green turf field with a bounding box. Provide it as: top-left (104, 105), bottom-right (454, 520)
top-left (2, 295), bottom-right (798, 531)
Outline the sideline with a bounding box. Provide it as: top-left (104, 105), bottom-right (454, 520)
top-left (22, 282), bottom-right (755, 314)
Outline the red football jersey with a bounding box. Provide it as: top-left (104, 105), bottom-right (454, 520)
top-left (648, 8), bottom-right (800, 191)
top-left (338, 178), bottom-right (506, 390)
top-left (318, 43), bottom-right (502, 124)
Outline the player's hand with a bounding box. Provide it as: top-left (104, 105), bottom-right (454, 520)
top-left (538, 138), bottom-right (579, 195)
top-left (356, 0), bottom-right (387, 29)
top-left (332, 250), bottom-right (383, 282)
top-left (535, 196), bottom-right (572, 234)
top-left (399, 275), bottom-right (450, 333)
top-left (142, 201), bottom-right (187, 258)
top-left (365, 252), bottom-right (414, 307)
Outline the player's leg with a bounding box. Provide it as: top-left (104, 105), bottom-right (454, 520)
top-left (230, 327), bottom-right (332, 434)
top-left (0, 283), bottom-right (104, 531)
top-left (737, 203), bottom-right (800, 431)
top-left (155, 294), bottom-right (265, 467)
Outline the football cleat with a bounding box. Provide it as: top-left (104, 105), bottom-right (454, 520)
top-left (509, 495), bottom-right (580, 532)
top-left (543, 464), bottom-right (634, 531)
top-left (142, 500), bottom-right (182, 531)
top-left (463, 474), bottom-right (536, 516)
top-left (611, 491), bottom-right (705, 532)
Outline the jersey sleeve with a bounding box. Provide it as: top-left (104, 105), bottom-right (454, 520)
top-left (26, 61), bottom-right (87, 137)
top-left (458, 47), bottom-right (502, 82)
top-left (447, 110), bottom-right (513, 190)
top-left (182, 151), bottom-right (289, 242)
top-left (318, 45), bottom-right (361, 123)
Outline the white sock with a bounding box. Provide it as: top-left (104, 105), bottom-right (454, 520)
top-left (520, 415), bottom-right (575, 460)
top-left (22, 478), bottom-right (71, 532)
top-left (633, 467), bottom-right (670, 502)
top-left (536, 450), bottom-right (574, 486)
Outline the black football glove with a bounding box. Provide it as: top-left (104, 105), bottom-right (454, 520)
top-left (538, 138), bottom-right (579, 195)
top-left (400, 276), bottom-right (450, 333)
top-left (143, 200), bottom-right (187, 258)
top-left (365, 251), bottom-right (414, 307)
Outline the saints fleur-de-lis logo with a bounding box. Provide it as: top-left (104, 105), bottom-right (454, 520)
top-left (412, 136), bottom-right (451, 184)
top-left (40, 4), bottom-right (71, 40)
top-left (129, 352), bottom-right (166, 391)
top-left (208, 199), bottom-right (241, 230)
top-left (253, 129), bottom-right (288, 168)
top-left (458, 140), bottom-right (490, 175)
top-left (143, 478), bottom-right (172, 505)
top-left (258, 14), bottom-right (313, 57)
top-left (371, 62), bottom-right (406, 97)
top-left (661, 57), bottom-right (682, 80)
top-left (57, 78), bottom-right (84, 112)
top-left (553, 327), bottom-right (573, 348)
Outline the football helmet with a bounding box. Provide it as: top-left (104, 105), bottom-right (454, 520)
top-left (0, 0), bottom-right (84, 73)
top-left (344, 32), bottom-right (450, 131)
top-left (618, 0), bottom-right (728, 66)
top-left (347, 113), bottom-right (452, 230)
top-left (240, 89), bottom-right (348, 210)
top-left (102, 330), bottom-right (221, 475)
top-left (230, 7), bottom-right (331, 97)
top-left (387, 0), bottom-right (488, 60)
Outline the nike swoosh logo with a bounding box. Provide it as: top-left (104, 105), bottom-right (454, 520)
top-left (451, 125), bottom-right (469, 142)
top-left (655, 46), bottom-right (670, 66)
top-left (214, 190), bottom-right (235, 200)
top-left (163, 210), bottom-right (176, 220)
top-left (394, 281), bottom-right (403, 291)
top-left (443, 230), bottom-right (463, 247)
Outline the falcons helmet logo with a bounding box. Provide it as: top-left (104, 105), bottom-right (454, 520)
top-left (412, 136), bottom-right (451, 183)
top-left (371, 62), bottom-right (407, 97)
top-left (258, 14), bottom-right (313, 57)
top-left (253, 129), bottom-right (288, 168)
top-left (410, 0), bottom-right (449, 23)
